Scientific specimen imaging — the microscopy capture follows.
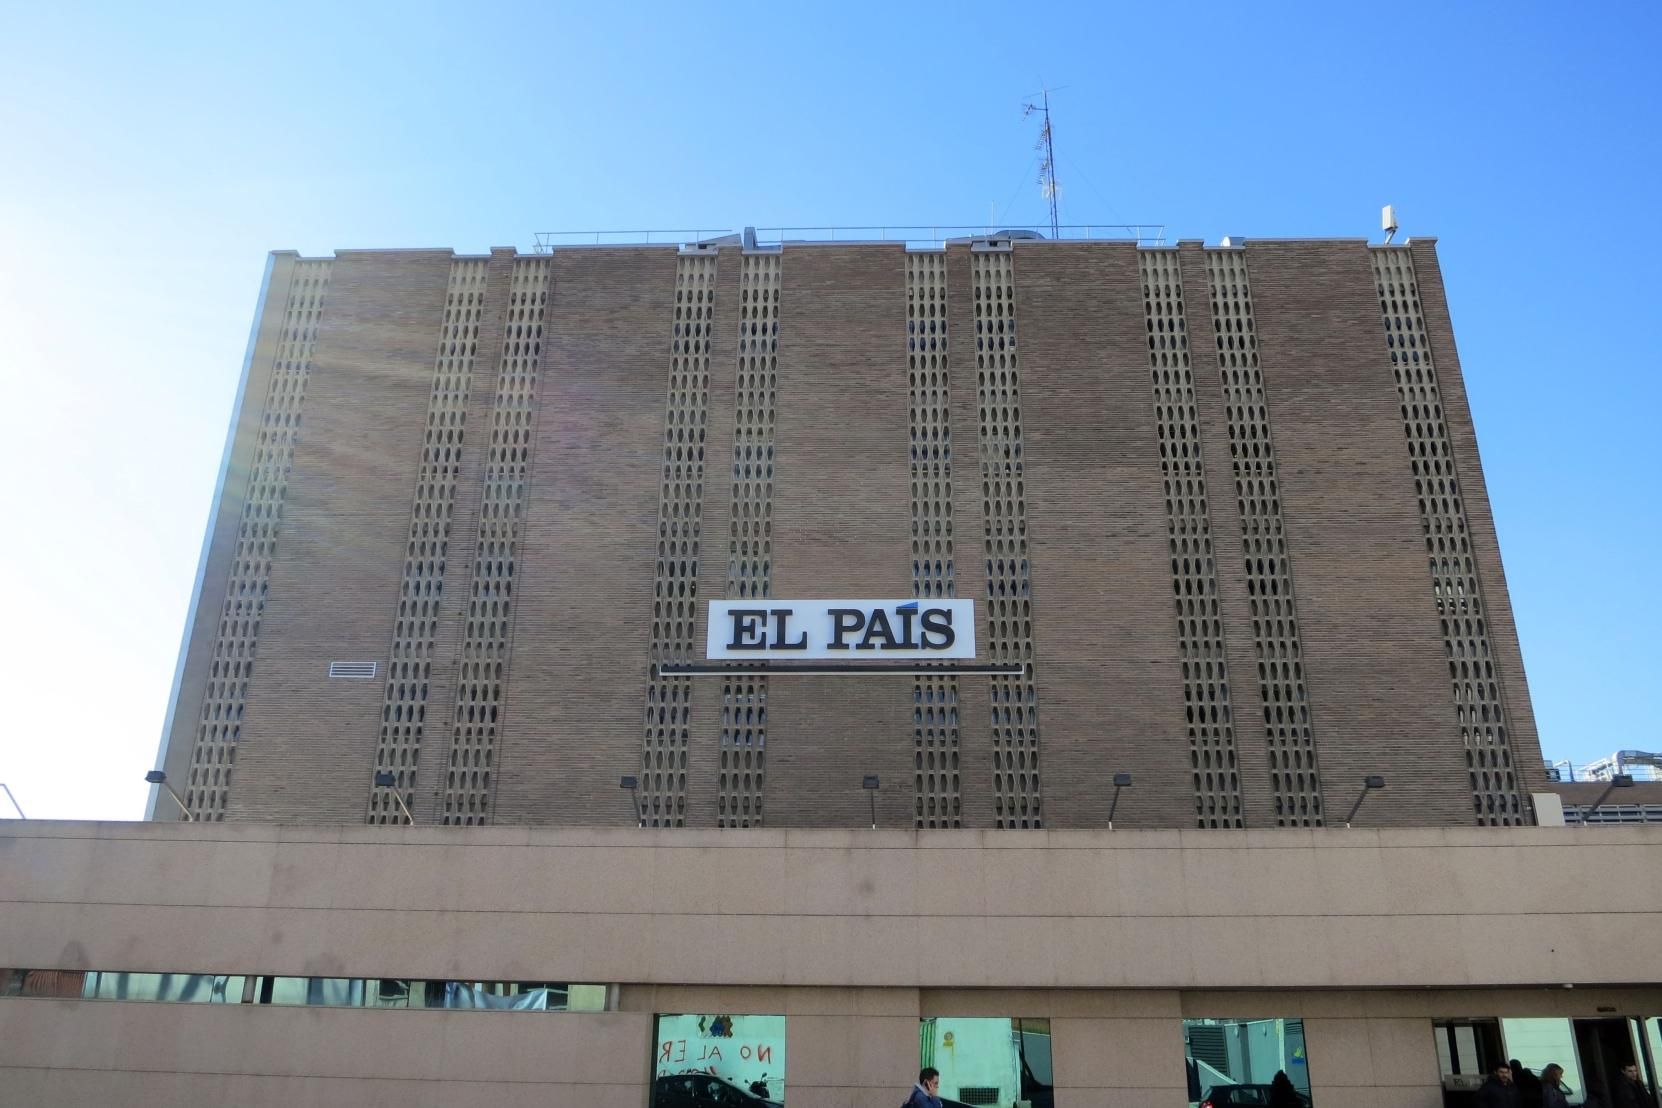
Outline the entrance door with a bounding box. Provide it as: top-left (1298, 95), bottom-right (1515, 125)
top-left (1433, 1019), bottom-right (1505, 1108)
top-left (1574, 1018), bottom-right (1640, 1108)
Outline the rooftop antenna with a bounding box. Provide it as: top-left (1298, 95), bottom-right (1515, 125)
top-left (1382, 204), bottom-right (1399, 244)
top-left (1023, 84), bottom-right (1065, 238)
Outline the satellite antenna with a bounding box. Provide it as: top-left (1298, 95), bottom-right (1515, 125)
top-left (1023, 85), bottom-right (1064, 238)
top-left (1382, 204), bottom-right (1399, 244)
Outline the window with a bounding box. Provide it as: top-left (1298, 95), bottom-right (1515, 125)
top-left (3, 969), bottom-right (608, 1014)
top-left (920, 1017), bottom-right (1053, 1108)
top-left (1501, 1019), bottom-right (1586, 1105)
top-left (1433, 1018), bottom-right (1505, 1092)
top-left (251, 977), bottom-right (608, 1011)
top-left (2, 969), bottom-right (87, 998)
top-left (84, 972), bottom-right (244, 1003)
top-left (1183, 1018), bottom-right (1312, 1108)
top-left (652, 1013), bottom-right (786, 1106)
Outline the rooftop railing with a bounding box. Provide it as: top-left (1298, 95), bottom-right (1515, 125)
top-left (532, 224), bottom-right (1166, 253)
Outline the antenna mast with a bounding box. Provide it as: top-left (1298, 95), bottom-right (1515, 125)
top-left (1023, 86), bottom-right (1060, 238)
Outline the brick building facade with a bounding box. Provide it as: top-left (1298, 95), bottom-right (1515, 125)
top-left (150, 234), bottom-right (1542, 831)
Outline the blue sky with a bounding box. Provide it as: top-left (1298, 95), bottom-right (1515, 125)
top-left (1, 0), bottom-right (1657, 819)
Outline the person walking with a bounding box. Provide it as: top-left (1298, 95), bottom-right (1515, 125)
top-left (1270, 1070), bottom-right (1303, 1108)
top-left (905, 1066), bottom-right (944, 1108)
top-left (1540, 1064), bottom-right (1572, 1108)
top-left (1612, 1062), bottom-right (1649, 1108)
top-left (1512, 1058), bottom-right (1544, 1108)
top-left (1479, 1063), bottom-right (1521, 1108)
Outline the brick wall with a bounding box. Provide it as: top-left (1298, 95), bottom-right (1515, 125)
top-left (230, 249), bottom-right (453, 821)
top-left (175, 239), bottom-right (1542, 829)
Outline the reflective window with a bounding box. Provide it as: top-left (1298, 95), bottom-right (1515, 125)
top-left (1432, 1018), bottom-right (1505, 1099)
top-left (919, 1017), bottom-right (1053, 1108)
top-left (2, 969), bottom-right (609, 1014)
top-left (2, 969), bottom-right (87, 998)
top-left (84, 972), bottom-right (244, 1003)
top-left (652, 1013), bottom-right (786, 1106)
top-left (1640, 1018), bottom-right (1662, 1092)
top-left (252, 977), bottom-right (607, 1010)
top-left (1501, 1019), bottom-right (1587, 1105)
top-left (1184, 1018), bottom-right (1312, 1108)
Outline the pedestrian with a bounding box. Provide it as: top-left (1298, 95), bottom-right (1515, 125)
top-left (1270, 1070), bottom-right (1303, 1108)
top-left (905, 1066), bottom-right (943, 1108)
top-left (1612, 1062), bottom-right (1649, 1108)
top-left (1479, 1063), bottom-right (1521, 1108)
top-left (1512, 1058), bottom-right (1544, 1108)
top-left (1541, 1064), bottom-right (1572, 1108)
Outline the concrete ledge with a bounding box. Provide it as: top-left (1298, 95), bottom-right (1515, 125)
top-left (3, 821), bottom-right (1660, 989)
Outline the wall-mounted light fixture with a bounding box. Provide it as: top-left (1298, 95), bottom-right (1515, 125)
top-left (143, 770), bottom-right (196, 822)
top-left (372, 771), bottom-right (415, 825)
top-left (1107, 773), bottom-right (1133, 830)
top-left (1344, 775), bottom-right (1386, 827)
top-left (1583, 774), bottom-right (1634, 826)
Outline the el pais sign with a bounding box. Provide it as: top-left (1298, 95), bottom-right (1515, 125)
top-left (705, 599), bottom-right (976, 661)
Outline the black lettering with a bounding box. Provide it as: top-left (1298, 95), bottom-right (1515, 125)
top-left (827, 608), bottom-right (865, 650)
top-left (920, 607), bottom-right (956, 650)
top-left (771, 608), bottom-right (808, 650)
top-left (727, 609), bottom-right (768, 650)
top-left (857, 608), bottom-right (900, 650)
top-left (895, 605), bottom-right (919, 648)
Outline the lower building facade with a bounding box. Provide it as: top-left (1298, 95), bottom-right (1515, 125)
top-left (4, 820), bottom-right (1659, 1107)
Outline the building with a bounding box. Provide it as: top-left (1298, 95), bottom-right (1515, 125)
top-left (3, 231), bottom-right (1658, 1107)
top-left (151, 231), bottom-right (1543, 831)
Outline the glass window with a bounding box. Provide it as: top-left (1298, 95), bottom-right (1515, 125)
top-left (1641, 1017), bottom-right (1661, 1090)
top-left (1502, 1019), bottom-right (1586, 1105)
top-left (3, 969), bottom-right (612, 1013)
top-left (652, 1013), bottom-right (786, 1106)
top-left (919, 1017), bottom-right (1053, 1108)
top-left (82, 972), bottom-right (243, 1003)
top-left (3, 969), bottom-right (89, 998)
top-left (568, 984), bottom-right (608, 1012)
top-left (1432, 1017), bottom-right (1506, 1102)
top-left (1184, 1018), bottom-right (1312, 1108)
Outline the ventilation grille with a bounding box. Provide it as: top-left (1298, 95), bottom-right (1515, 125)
top-left (368, 258), bottom-right (488, 825)
top-left (971, 249), bottom-right (1042, 829)
top-left (1371, 247), bottom-right (1521, 825)
top-left (908, 251), bottom-right (961, 828)
top-left (440, 256), bottom-right (551, 826)
top-left (642, 251), bottom-right (716, 829)
top-left (1139, 250), bottom-right (1241, 829)
top-left (328, 661), bottom-right (379, 680)
top-left (717, 252), bottom-right (780, 828)
top-left (958, 1088), bottom-right (1001, 1106)
top-left (1206, 249), bottom-right (1323, 827)
top-left (185, 259), bottom-right (332, 821)
top-left (1188, 1025), bottom-right (1229, 1072)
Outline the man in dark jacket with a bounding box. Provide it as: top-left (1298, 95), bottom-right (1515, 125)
top-left (1479, 1063), bottom-right (1521, 1108)
top-left (905, 1067), bottom-right (944, 1108)
top-left (1613, 1062), bottom-right (1650, 1108)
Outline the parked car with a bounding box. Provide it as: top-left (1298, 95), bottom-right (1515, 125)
top-left (1200, 1084), bottom-right (1313, 1108)
top-left (653, 1073), bottom-right (782, 1107)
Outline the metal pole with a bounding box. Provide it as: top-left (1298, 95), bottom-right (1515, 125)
top-left (869, 789), bottom-right (877, 830)
top-left (391, 791), bottom-right (414, 826)
top-left (162, 782), bottom-right (197, 822)
top-left (0, 782), bottom-right (25, 819)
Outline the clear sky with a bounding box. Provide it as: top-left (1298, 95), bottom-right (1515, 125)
top-left (1, 0), bottom-right (1657, 820)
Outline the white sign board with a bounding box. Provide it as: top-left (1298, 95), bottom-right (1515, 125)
top-left (705, 599), bottom-right (975, 660)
